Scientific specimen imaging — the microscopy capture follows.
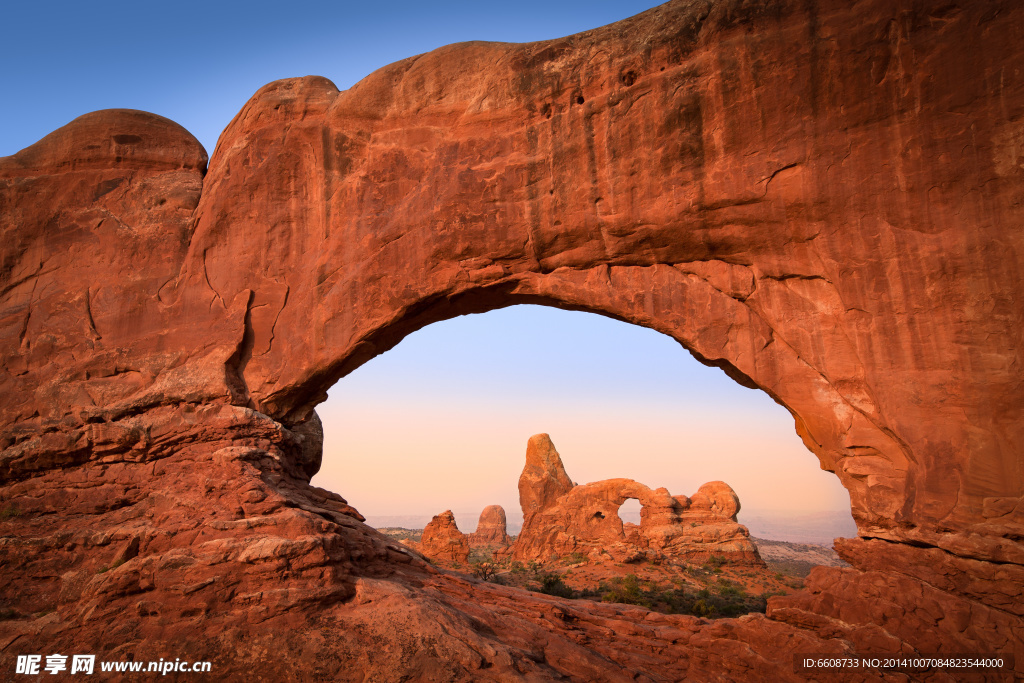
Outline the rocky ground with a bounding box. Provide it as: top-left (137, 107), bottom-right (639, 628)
top-left (377, 527), bottom-right (423, 543)
top-left (378, 527), bottom-right (822, 619)
top-left (752, 537), bottom-right (851, 578)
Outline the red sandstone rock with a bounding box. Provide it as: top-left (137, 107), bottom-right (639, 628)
top-left (518, 433), bottom-right (574, 520)
top-left (512, 435), bottom-right (762, 565)
top-left (414, 510), bottom-right (470, 565)
top-left (468, 504), bottom-right (511, 550)
top-left (1, 0), bottom-right (1023, 679)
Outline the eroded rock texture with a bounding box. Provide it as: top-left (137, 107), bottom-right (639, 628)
top-left (513, 434), bottom-right (762, 565)
top-left (1, 0), bottom-right (1022, 679)
top-left (468, 504), bottom-right (511, 551)
top-left (412, 510), bottom-right (470, 565)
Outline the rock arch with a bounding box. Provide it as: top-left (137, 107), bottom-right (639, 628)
top-left (1, 0), bottom-right (1022, 678)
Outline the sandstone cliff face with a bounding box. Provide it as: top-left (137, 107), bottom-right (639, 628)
top-left (412, 510), bottom-right (470, 565)
top-left (2, 0), bottom-right (1023, 679)
top-left (512, 435), bottom-right (761, 564)
top-left (518, 433), bottom-right (575, 519)
top-left (468, 504), bottom-right (511, 550)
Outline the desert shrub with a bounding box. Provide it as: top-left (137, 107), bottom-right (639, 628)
top-left (654, 585), bottom-right (766, 618)
top-left (593, 578), bottom-right (769, 619)
top-left (535, 572), bottom-right (575, 599)
top-left (600, 574), bottom-right (651, 608)
top-left (704, 555), bottom-right (727, 569)
top-left (468, 548), bottom-right (494, 563)
top-left (471, 561), bottom-right (498, 582)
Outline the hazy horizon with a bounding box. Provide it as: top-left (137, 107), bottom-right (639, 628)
top-left (359, 509), bottom-right (859, 546)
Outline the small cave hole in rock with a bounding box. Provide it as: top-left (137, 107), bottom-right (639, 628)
top-left (312, 304), bottom-right (856, 610)
top-left (575, 95), bottom-right (585, 105)
top-left (618, 498), bottom-right (642, 525)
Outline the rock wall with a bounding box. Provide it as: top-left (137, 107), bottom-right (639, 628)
top-left (1, 0), bottom-right (1022, 679)
top-left (512, 434), bottom-right (762, 564)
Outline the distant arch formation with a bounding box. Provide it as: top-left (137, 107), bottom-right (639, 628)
top-left (1, 0), bottom-right (1021, 678)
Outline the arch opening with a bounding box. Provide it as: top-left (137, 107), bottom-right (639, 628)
top-left (618, 498), bottom-right (642, 526)
top-left (309, 303), bottom-right (856, 545)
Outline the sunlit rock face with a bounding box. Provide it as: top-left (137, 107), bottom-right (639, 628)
top-left (1, 0), bottom-right (1022, 678)
top-left (468, 505), bottom-right (512, 551)
top-left (512, 434), bottom-right (763, 565)
top-left (412, 510), bottom-right (470, 564)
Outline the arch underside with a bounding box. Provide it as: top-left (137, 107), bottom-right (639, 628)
top-left (1, 0), bottom-right (1022, 678)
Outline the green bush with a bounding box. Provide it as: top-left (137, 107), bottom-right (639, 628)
top-left (535, 572), bottom-right (575, 599)
top-left (595, 577), bottom-right (768, 619)
top-left (600, 574), bottom-right (651, 608)
top-left (704, 555), bottom-right (727, 568)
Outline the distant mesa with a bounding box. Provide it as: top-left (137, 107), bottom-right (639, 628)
top-left (409, 433), bottom-right (762, 568)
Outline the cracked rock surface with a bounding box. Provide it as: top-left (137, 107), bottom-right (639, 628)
top-left (2, 0), bottom-right (1022, 679)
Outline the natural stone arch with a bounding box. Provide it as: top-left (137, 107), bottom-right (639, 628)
top-left (2, 0), bottom-right (1022, 678)
top-left (285, 274), bottom-right (891, 526)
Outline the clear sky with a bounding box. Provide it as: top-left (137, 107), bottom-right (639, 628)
top-left (3, 1), bottom-right (854, 534)
top-left (2, 0), bottom-right (670, 157)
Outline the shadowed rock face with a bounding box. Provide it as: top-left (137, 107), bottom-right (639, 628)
top-left (512, 435), bottom-right (762, 564)
top-left (1, 0), bottom-right (1023, 679)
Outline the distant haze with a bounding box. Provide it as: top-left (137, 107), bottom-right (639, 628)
top-left (363, 510), bottom-right (858, 546)
top-left (313, 305), bottom-right (857, 542)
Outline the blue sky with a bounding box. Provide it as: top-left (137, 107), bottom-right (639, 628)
top-left (3, 1), bottom-right (855, 532)
top-left (2, 0), bottom-right (667, 157)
